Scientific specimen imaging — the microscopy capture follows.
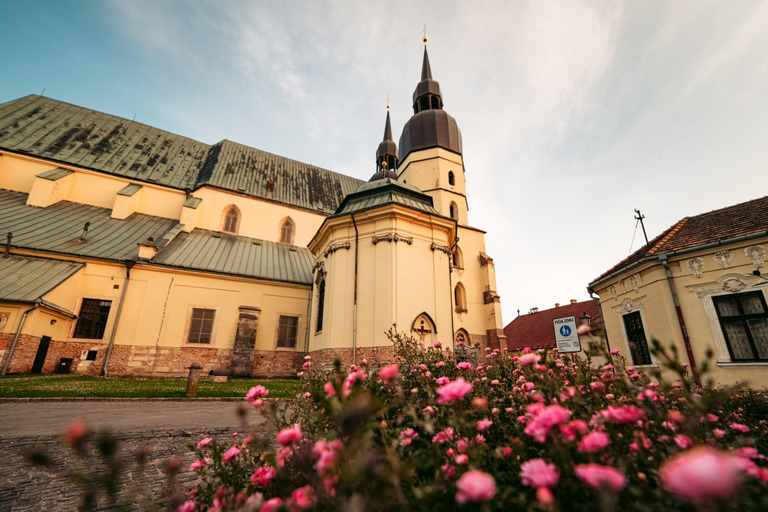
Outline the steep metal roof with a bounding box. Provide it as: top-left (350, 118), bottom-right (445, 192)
top-left (0, 189), bottom-right (179, 261)
top-left (0, 95), bottom-right (365, 214)
top-left (0, 255), bottom-right (83, 310)
top-left (333, 178), bottom-right (442, 218)
top-left (153, 229), bottom-right (313, 285)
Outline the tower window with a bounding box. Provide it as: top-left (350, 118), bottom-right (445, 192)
top-left (454, 283), bottom-right (467, 313)
top-left (222, 205), bottom-right (241, 234)
top-left (279, 217), bottom-right (295, 244)
top-left (448, 171), bottom-right (455, 186)
top-left (316, 279), bottom-right (326, 333)
top-left (449, 202), bottom-right (459, 222)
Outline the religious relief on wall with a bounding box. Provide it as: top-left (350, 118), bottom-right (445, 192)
top-left (713, 250), bottom-right (732, 269)
top-left (686, 257), bottom-right (704, 278)
top-left (745, 245), bottom-right (766, 269)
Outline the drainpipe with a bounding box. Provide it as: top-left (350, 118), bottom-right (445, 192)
top-left (659, 254), bottom-right (700, 385)
top-left (587, 288), bottom-right (611, 353)
top-left (101, 260), bottom-right (135, 377)
top-left (303, 289), bottom-right (312, 355)
top-left (449, 231), bottom-right (459, 355)
top-left (351, 213), bottom-right (359, 366)
top-left (2, 301), bottom-right (40, 375)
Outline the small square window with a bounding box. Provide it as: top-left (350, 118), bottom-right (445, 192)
top-left (188, 308), bottom-right (216, 344)
top-left (86, 350), bottom-right (98, 361)
top-left (277, 315), bottom-right (298, 348)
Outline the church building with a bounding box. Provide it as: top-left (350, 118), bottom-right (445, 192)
top-left (0, 45), bottom-right (505, 377)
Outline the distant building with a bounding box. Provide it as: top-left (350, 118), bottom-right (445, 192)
top-left (0, 46), bottom-right (505, 377)
top-left (503, 299), bottom-right (602, 352)
top-left (589, 197), bottom-right (768, 387)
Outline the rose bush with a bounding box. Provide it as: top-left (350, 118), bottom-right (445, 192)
top-left (181, 329), bottom-right (768, 511)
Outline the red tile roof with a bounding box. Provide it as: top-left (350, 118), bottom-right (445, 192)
top-left (503, 300), bottom-right (600, 351)
top-left (590, 195), bottom-right (768, 286)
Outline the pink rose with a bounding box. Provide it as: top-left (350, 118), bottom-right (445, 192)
top-left (379, 364), bottom-right (399, 382)
top-left (222, 445), bottom-right (240, 464)
top-left (189, 460), bottom-right (204, 472)
top-left (524, 405), bottom-right (572, 443)
top-left (246, 385), bottom-right (269, 403)
top-left (661, 447), bottom-right (746, 501)
top-left (578, 431), bottom-right (610, 453)
top-left (288, 485), bottom-right (316, 510)
top-left (730, 423), bottom-right (750, 432)
top-left (433, 341), bottom-right (442, 348)
top-left (435, 376), bottom-right (451, 385)
top-left (520, 458), bottom-right (560, 488)
top-left (455, 454), bottom-right (468, 465)
top-left (436, 378), bottom-right (473, 404)
top-left (674, 435), bottom-right (692, 449)
top-left (455, 470), bottom-right (497, 503)
top-left (575, 464), bottom-right (626, 492)
top-left (457, 362), bottom-right (473, 370)
top-left (518, 353), bottom-right (541, 365)
top-left (259, 498), bottom-right (283, 512)
top-left (324, 381), bottom-right (336, 397)
top-left (177, 501), bottom-right (196, 512)
top-left (477, 418), bottom-right (493, 431)
top-left (251, 466), bottom-right (276, 486)
top-left (277, 423), bottom-right (302, 446)
top-left (196, 437), bottom-right (212, 449)
top-left (604, 405), bottom-right (645, 424)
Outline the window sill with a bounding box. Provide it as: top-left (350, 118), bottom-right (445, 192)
top-left (717, 362), bottom-right (768, 367)
top-left (275, 346), bottom-right (298, 351)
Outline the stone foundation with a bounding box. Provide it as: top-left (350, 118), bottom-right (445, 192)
top-left (250, 350), bottom-right (302, 378)
top-left (308, 346), bottom-right (398, 369)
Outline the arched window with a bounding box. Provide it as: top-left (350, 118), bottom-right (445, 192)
top-left (455, 328), bottom-right (470, 347)
top-left (454, 283), bottom-right (467, 312)
top-left (221, 205), bottom-right (241, 234)
top-left (279, 217), bottom-right (295, 244)
top-left (449, 202), bottom-right (459, 222)
top-left (452, 245), bottom-right (464, 269)
top-left (316, 279), bottom-right (325, 333)
top-left (448, 171), bottom-right (455, 186)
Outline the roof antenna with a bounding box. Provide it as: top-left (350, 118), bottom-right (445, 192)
top-left (634, 209), bottom-right (649, 245)
top-left (40, 88), bottom-right (45, 97)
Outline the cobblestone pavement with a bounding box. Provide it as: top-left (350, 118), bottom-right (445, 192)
top-left (0, 401), bottom-right (270, 511)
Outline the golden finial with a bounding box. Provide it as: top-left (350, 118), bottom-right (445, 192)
top-left (423, 25), bottom-right (427, 44)
top-left (387, 91), bottom-right (390, 110)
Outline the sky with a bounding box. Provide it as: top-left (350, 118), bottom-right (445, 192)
top-left (2, 1), bottom-right (767, 325)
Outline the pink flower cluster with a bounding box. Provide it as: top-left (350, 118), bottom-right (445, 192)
top-left (436, 378), bottom-right (472, 404)
top-left (455, 470), bottom-right (496, 503)
top-left (277, 424), bottom-right (302, 446)
top-left (524, 404), bottom-right (572, 443)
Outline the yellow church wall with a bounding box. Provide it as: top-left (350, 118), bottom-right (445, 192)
top-left (594, 239), bottom-right (768, 388)
top-left (0, 153), bottom-right (58, 193)
top-left (188, 187), bottom-right (326, 245)
top-left (397, 148), bottom-right (469, 221)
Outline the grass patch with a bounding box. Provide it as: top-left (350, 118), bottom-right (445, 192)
top-left (0, 374), bottom-right (303, 399)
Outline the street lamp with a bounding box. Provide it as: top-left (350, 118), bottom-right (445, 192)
top-left (579, 312), bottom-right (591, 327)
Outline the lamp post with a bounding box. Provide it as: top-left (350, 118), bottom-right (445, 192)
top-left (579, 312), bottom-right (591, 327)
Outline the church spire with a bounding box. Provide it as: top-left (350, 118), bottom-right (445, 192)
top-left (370, 107), bottom-right (399, 182)
top-left (412, 46), bottom-right (443, 114)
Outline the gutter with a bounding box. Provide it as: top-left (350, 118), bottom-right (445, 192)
top-left (589, 230), bottom-right (768, 290)
top-left (101, 260), bottom-right (135, 377)
top-left (659, 254), bottom-right (701, 386)
top-left (2, 301), bottom-right (40, 375)
top-left (351, 213), bottom-right (359, 366)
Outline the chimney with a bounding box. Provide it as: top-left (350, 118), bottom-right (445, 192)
top-left (4, 232), bottom-right (11, 258)
top-left (555, 303), bottom-right (560, 308)
top-left (570, 299), bottom-right (578, 304)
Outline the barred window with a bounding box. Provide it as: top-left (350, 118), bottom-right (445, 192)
top-left (623, 311), bottom-right (651, 365)
top-left (277, 315), bottom-right (298, 348)
top-left (73, 299), bottom-right (112, 339)
top-left (713, 292), bottom-right (768, 362)
top-left (188, 308), bottom-right (216, 344)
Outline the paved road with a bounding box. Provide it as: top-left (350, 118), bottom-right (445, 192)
top-left (0, 401), bottom-right (272, 511)
top-left (0, 400), bottom-right (263, 437)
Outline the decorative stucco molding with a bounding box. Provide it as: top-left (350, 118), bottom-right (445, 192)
top-left (612, 296), bottom-right (646, 316)
top-left (619, 279), bottom-right (626, 293)
top-left (630, 275), bottom-right (640, 293)
top-left (713, 250), bottom-right (732, 269)
top-left (431, 243), bottom-right (451, 254)
top-left (745, 245), bottom-right (766, 269)
top-left (686, 257), bottom-right (704, 278)
top-left (372, 233), bottom-right (413, 245)
top-left (323, 241), bottom-right (351, 257)
top-left (609, 285), bottom-right (617, 301)
top-left (688, 274), bottom-right (762, 299)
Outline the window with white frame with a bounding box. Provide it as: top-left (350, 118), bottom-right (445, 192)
top-left (188, 308), bottom-right (216, 344)
top-left (277, 315), bottom-right (299, 348)
top-left (713, 291), bottom-right (768, 362)
top-left (622, 311), bottom-right (652, 365)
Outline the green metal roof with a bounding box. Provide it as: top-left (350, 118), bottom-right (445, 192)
top-left (0, 95), bottom-right (365, 214)
top-left (0, 189), bottom-right (179, 261)
top-left (37, 168), bottom-right (73, 181)
top-left (333, 178), bottom-right (442, 217)
top-left (0, 255), bottom-right (83, 315)
top-left (152, 229), bottom-right (314, 285)
top-left (1, 189), bottom-right (313, 285)
top-left (117, 183), bottom-right (142, 196)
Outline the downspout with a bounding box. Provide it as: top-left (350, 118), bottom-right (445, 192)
top-left (101, 260), bottom-right (135, 377)
top-left (304, 289), bottom-right (312, 355)
top-left (1, 301), bottom-right (40, 375)
top-left (588, 288), bottom-right (611, 352)
top-left (351, 213), bottom-right (359, 366)
top-left (449, 230), bottom-right (460, 355)
top-left (659, 254), bottom-right (700, 385)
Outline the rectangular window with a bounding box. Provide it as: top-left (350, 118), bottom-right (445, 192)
top-left (73, 299), bottom-right (112, 339)
top-left (713, 291), bottom-right (768, 362)
top-left (623, 311), bottom-right (652, 365)
top-left (188, 308), bottom-right (216, 344)
top-left (277, 315), bottom-right (298, 348)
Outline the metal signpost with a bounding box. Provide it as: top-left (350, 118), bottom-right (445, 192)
top-left (553, 316), bottom-right (582, 354)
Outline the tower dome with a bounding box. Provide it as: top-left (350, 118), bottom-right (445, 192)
top-left (369, 109), bottom-right (399, 182)
top-left (398, 47), bottom-right (463, 162)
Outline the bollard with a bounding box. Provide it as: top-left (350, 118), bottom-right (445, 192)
top-left (186, 362), bottom-right (203, 397)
